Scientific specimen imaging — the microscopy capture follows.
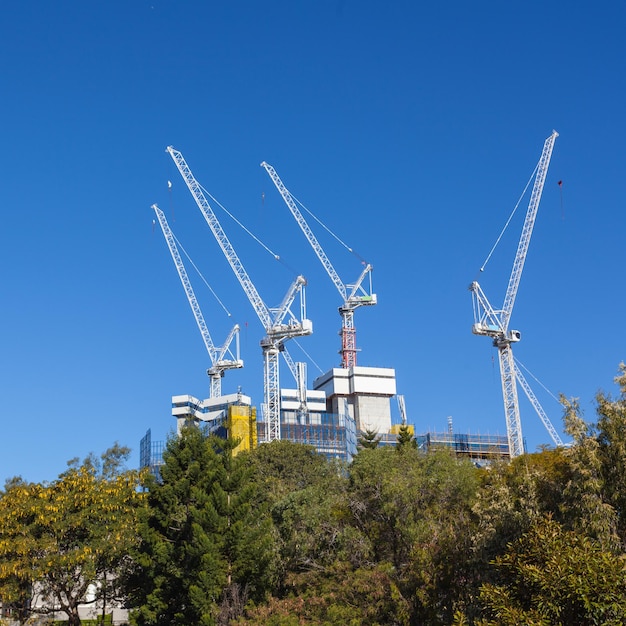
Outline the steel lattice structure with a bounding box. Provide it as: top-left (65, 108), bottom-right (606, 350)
top-left (470, 131), bottom-right (560, 457)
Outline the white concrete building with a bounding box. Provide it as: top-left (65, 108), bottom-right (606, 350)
top-left (313, 366), bottom-right (397, 434)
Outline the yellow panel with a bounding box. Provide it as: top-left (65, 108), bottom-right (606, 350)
top-left (390, 424), bottom-right (414, 435)
top-left (228, 405), bottom-right (257, 455)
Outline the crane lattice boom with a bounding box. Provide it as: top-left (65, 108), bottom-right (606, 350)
top-left (152, 203), bottom-right (243, 399)
top-left (470, 131), bottom-right (559, 457)
top-left (501, 131), bottom-right (558, 331)
top-left (167, 148), bottom-right (312, 442)
top-left (261, 161), bottom-right (376, 368)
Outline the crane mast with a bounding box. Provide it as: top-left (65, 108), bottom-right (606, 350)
top-left (167, 147), bottom-right (313, 442)
top-left (261, 161), bottom-right (376, 368)
top-left (470, 130), bottom-right (559, 457)
top-left (152, 204), bottom-right (243, 399)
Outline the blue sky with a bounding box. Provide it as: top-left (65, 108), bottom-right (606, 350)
top-left (1, 1), bottom-right (624, 484)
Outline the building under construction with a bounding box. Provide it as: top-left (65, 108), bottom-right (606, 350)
top-left (171, 391), bottom-right (257, 454)
top-left (140, 359), bottom-right (511, 472)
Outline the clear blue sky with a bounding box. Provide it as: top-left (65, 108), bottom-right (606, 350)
top-left (1, 1), bottom-right (624, 484)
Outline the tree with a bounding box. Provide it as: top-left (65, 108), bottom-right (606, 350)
top-left (0, 477), bottom-right (37, 625)
top-left (234, 562), bottom-right (412, 626)
top-left (357, 428), bottom-right (381, 449)
top-left (396, 425), bottom-right (417, 452)
top-left (129, 426), bottom-right (277, 626)
top-left (240, 439), bottom-right (334, 505)
top-left (0, 445), bottom-right (142, 626)
top-left (560, 395), bottom-right (619, 550)
top-left (475, 516), bottom-right (626, 626)
top-left (594, 363), bottom-right (626, 544)
top-left (347, 447), bottom-right (479, 623)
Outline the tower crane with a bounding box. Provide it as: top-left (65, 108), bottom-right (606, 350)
top-left (469, 130), bottom-right (560, 457)
top-left (152, 203), bottom-right (243, 399)
top-left (166, 147), bottom-right (313, 442)
top-left (261, 162), bottom-right (376, 368)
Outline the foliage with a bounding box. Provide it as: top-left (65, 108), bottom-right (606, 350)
top-left (395, 424), bottom-right (417, 451)
top-left (240, 439), bottom-right (336, 505)
top-left (476, 516), bottom-right (626, 625)
top-left (234, 563), bottom-right (411, 626)
top-left (128, 426), bottom-right (277, 626)
top-left (357, 428), bottom-right (381, 449)
top-left (349, 446), bottom-right (480, 623)
top-left (594, 363), bottom-right (626, 544)
top-left (0, 445), bottom-right (142, 626)
top-left (7, 366), bottom-right (626, 626)
top-left (560, 395), bottom-right (619, 549)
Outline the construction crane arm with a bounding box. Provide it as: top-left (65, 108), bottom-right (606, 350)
top-left (469, 280), bottom-right (505, 337)
top-left (261, 160), bottom-right (375, 368)
top-left (261, 161), bottom-right (347, 300)
top-left (167, 146), bottom-right (274, 331)
top-left (152, 203), bottom-right (219, 358)
top-left (270, 275), bottom-right (308, 331)
top-left (469, 131), bottom-right (559, 457)
top-left (214, 322), bottom-right (241, 366)
top-left (501, 130), bottom-right (558, 330)
top-left (346, 262), bottom-right (375, 304)
top-left (152, 203), bottom-right (243, 398)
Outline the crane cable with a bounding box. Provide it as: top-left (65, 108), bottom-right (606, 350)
top-left (478, 162), bottom-right (539, 274)
top-left (291, 193), bottom-right (369, 266)
top-left (199, 182), bottom-right (302, 278)
top-left (515, 357), bottom-right (561, 404)
top-left (171, 231), bottom-right (233, 318)
top-left (292, 338), bottom-right (324, 374)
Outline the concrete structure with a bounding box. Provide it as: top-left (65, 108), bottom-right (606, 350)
top-left (141, 367), bottom-right (398, 471)
top-left (171, 391), bottom-right (257, 455)
top-left (140, 391), bottom-right (258, 480)
top-left (313, 366), bottom-right (397, 434)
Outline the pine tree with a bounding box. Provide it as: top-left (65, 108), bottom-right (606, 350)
top-left (130, 426), bottom-right (277, 626)
top-left (396, 425), bottom-right (418, 452)
top-left (358, 428), bottom-right (381, 449)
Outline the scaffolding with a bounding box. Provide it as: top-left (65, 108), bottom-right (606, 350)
top-left (257, 410), bottom-right (357, 462)
top-left (416, 431), bottom-right (510, 463)
top-left (139, 429), bottom-right (165, 479)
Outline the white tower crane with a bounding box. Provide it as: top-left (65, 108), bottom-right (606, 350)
top-left (470, 130), bottom-right (561, 457)
top-left (261, 162), bottom-right (376, 368)
top-left (151, 203), bottom-right (243, 399)
top-left (166, 147), bottom-right (313, 442)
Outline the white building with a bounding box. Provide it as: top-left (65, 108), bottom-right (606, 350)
top-left (313, 366), bottom-right (397, 434)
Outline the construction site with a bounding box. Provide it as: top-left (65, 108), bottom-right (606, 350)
top-left (141, 133), bottom-right (567, 472)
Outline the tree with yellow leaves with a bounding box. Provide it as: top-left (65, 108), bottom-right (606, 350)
top-left (0, 444), bottom-right (143, 626)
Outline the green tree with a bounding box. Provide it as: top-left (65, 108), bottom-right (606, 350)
top-left (234, 562), bottom-right (411, 626)
top-left (240, 439), bottom-right (333, 504)
top-left (348, 447), bottom-right (479, 623)
top-left (0, 446), bottom-right (142, 626)
top-left (594, 363), bottom-right (626, 544)
top-left (476, 516), bottom-right (626, 626)
top-left (396, 425), bottom-right (417, 451)
top-left (357, 428), bottom-right (381, 449)
top-left (129, 426), bottom-right (277, 626)
top-left (560, 395), bottom-right (619, 550)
